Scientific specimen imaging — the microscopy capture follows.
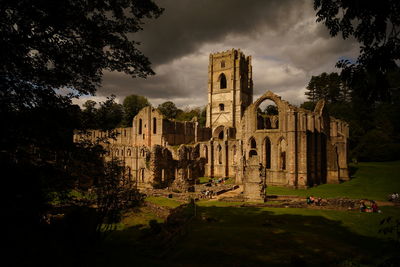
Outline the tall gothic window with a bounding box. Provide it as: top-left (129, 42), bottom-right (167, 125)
top-left (219, 73), bottom-right (227, 89)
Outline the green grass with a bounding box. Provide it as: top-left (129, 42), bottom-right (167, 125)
top-left (197, 176), bottom-right (212, 184)
top-left (91, 203), bottom-right (399, 266)
top-left (267, 161), bottom-right (400, 200)
top-left (145, 196), bottom-right (182, 208)
top-left (166, 205), bottom-right (399, 266)
top-left (80, 161), bottom-right (400, 266)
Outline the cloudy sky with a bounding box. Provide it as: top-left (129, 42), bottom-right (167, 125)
top-left (75, 0), bottom-right (359, 108)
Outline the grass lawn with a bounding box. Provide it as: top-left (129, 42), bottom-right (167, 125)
top-left (87, 200), bottom-right (399, 267)
top-left (267, 161), bottom-right (400, 200)
top-left (81, 161), bottom-right (400, 266)
top-left (145, 196), bottom-right (182, 208)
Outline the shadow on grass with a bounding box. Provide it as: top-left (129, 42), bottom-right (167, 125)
top-left (84, 205), bottom-right (398, 267)
top-left (348, 164), bottom-right (359, 179)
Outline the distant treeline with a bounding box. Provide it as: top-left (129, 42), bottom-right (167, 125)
top-left (78, 94), bottom-right (206, 130)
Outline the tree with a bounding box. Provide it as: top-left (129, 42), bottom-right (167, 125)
top-left (264, 105), bottom-right (278, 115)
top-left (313, 0), bottom-right (400, 162)
top-left (96, 95), bottom-right (124, 130)
top-left (314, 0), bottom-right (400, 101)
top-left (94, 158), bottom-right (145, 238)
top-left (305, 72), bottom-right (343, 103)
top-left (1, 1), bottom-right (162, 258)
top-left (158, 101), bottom-right (179, 119)
top-left (122, 94), bottom-right (150, 126)
top-left (81, 100), bottom-right (98, 129)
top-left (1, 0), bottom-right (163, 96)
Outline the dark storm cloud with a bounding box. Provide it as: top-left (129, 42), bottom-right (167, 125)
top-left (136, 0), bottom-right (305, 65)
top-left (88, 0), bottom-right (358, 107)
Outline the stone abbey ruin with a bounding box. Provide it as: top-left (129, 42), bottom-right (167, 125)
top-left (75, 49), bottom-right (349, 201)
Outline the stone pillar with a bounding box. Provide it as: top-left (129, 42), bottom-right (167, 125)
top-left (243, 156), bottom-right (265, 202)
top-left (236, 140), bottom-right (244, 184)
top-left (287, 110), bottom-right (297, 187)
top-left (297, 112), bottom-right (308, 188)
top-left (297, 131), bottom-right (308, 188)
top-left (224, 140), bottom-right (229, 177)
top-left (209, 140), bottom-right (214, 178)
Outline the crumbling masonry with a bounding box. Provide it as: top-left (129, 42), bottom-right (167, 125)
top-left (74, 49), bottom-right (349, 201)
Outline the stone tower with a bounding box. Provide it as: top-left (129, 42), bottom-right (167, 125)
top-left (206, 49), bottom-right (253, 132)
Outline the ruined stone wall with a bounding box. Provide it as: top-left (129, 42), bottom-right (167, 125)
top-left (163, 120), bottom-right (196, 145)
top-left (132, 106), bottom-right (164, 147)
top-left (234, 91), bottom-right (348, 188)
top-left (148, 145), bottom-right (175, 188)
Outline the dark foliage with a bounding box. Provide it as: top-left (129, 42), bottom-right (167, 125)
top-left (158, 101), bottom-right (180, 119)
top-left (1, 0), bottom-right (162, 264)
top-left (313, 0), bottom-right (400, 161)
top-left (1, 0), bottom-right (163, 95)
top-left (122, 94), bottom-right (150, 126)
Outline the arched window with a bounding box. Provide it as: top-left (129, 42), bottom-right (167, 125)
top-left (221, 60), bottom-right (225, 68)
top-left (250, 137), bottom-right (257, 149)
top-left (121, 149), bottom-right (124, 156)
top-left (203, 146), bottom-right (208, 163)
top-left (138, 119), bottom-right (142, 134)
top-left (256, 99), bottom-right (279, 130)
top-left (153, 118), bottom-right (157, 134)
top-left (219, 73), bottom-right (227, 89)
top-left (219, 103), bottom-right (224, 111)
top-left (127, 149), bottom-right (131, 156)
top-left (115, 149), bottom-right (119, 156)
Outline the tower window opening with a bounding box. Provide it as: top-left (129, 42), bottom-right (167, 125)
top-left (153, 117), bottom-right (157, 134)
top-left (219, 103), bottom-right (224, 111)
top-left (138, 119), bottom-right (142, 134)
top-left (221, 60), bottom-right (225, 68)
top-left (219, 73), bottom-right (227, 89)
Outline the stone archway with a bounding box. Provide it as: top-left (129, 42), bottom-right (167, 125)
top-left (213, 125), bottom-right (225, 140)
